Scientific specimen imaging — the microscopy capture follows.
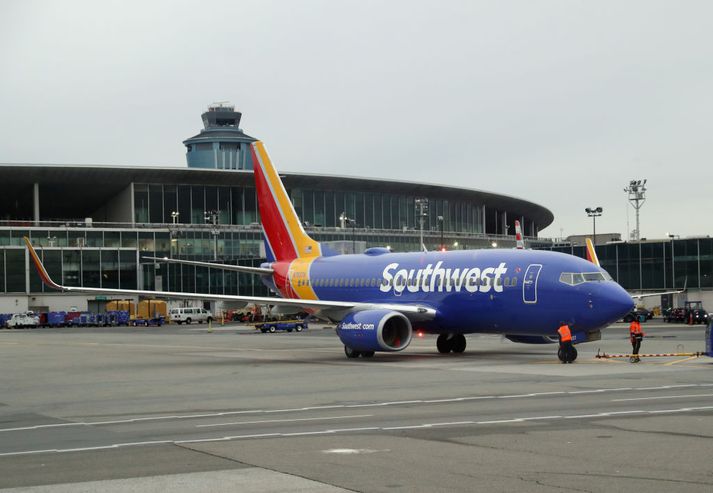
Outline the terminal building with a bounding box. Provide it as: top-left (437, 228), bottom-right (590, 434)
top-left (0, 104), bottom-right (554, 313)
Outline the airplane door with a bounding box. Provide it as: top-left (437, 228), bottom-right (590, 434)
top-left (523, 264), bottom-right (542, 304)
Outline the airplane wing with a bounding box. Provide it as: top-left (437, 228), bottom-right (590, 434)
top-left (630, 289), bottom-right (685, 300)
top-left (142, 256), bottom-right (274, 275)
top-left (24, 238), bottom-right (435, 321)
top-left (630, 278), bottom-right (687, 300)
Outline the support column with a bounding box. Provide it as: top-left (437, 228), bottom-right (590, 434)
top-left (33, 182), bottom-right (40, 225)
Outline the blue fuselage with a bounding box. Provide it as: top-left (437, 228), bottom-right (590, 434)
top-left (264, 248), bottom-right (634, 337)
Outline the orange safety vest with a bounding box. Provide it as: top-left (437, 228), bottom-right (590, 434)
top-left (629, 320), bottom-right (643, 337)
top-left (558, 325), bottom-right (572, 342)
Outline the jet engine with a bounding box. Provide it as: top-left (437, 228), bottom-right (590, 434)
top-left (336, 310), bottom-right (412, 353)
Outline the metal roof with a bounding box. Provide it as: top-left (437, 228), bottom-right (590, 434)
top-left (0, 164), bottom-right (554, 228)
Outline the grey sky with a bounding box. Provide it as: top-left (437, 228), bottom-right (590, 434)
top-left (1, 0), bottom-right (711, 239)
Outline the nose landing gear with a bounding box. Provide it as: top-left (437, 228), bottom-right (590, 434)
top-left (557, 346), bottom-right (578, 363)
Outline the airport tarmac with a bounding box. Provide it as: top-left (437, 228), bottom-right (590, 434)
top-left (0, 321), bottom-right (711, 492)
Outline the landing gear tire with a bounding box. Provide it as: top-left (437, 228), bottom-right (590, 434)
top-left (437, 334), bottom-right (452, 354)
top-left (558, 346), bottom-right (578, 363)
top-left (361, 351), bottom-right (375, 358)
top-left (452, 335), bottom-right (467, 353)
top-left (344, 346), bottom-right (361, 358)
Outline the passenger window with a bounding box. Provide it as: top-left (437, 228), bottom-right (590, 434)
top-left (511, 277), bottom-right (517, 287)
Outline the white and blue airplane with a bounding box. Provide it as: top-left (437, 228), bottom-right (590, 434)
top-left (25, 141), bottom-right (636, 361)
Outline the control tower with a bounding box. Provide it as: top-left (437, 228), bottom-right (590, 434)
top-left (183, 103), bottom-right (257, 169)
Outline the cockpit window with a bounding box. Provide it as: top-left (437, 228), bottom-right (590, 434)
top-left (582, 272), bottom-right (607, 282)
top-left (559, 271), bottom-right (610, 286)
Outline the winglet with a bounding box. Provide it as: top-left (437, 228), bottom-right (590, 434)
top-left (514, 220), bottom-right (525, 249)
top-left (23, 237), bottom-right (63, 290)
top-left (585, 237), bottom-right (600, 267)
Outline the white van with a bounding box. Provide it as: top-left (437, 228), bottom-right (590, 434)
top-left (169, 307), bottom-right (213, 324)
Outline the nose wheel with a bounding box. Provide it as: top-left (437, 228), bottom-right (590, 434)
top-left (557, 346), bottom-right (578, 363)
top-left (437, 334), bottom-right (467, 354)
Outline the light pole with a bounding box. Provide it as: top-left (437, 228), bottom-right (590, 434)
top-left (415, 198), bottom-right (428, 251)
top-left (585, 207), bottom-right (603, 245)
top-left (348, 218), bottom-right (356, 254)
top-left (437, 215), bottom-right (444, 251)
top-left (169, 211), bottom-right (179, 259)
top-left (624, 179), bottom-right (647, 240)
top-left (204, 209), bottom-right (219, 260)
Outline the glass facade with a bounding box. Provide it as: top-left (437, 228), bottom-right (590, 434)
top-left (542, 238), bottom-right (713, 291)
top-left (133, 183), bottom-right (485, 235)
top-left (3, 230), bottom-right (712, 298)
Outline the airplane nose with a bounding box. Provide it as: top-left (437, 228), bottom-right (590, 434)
top-left (602, 285), bottom-right (635, 322)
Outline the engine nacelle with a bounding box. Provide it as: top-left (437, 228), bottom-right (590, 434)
top-left (336, 310), bottom-right (412, 352)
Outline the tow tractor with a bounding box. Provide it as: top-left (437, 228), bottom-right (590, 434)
top-left (255, 319), bottom-right (308, 333)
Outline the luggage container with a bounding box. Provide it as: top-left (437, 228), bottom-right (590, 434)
top-left (47, 311), bottom-right (66, 327)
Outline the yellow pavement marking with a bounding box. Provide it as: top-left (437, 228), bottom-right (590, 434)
top-left (664, 356), bottom-right (699, 366)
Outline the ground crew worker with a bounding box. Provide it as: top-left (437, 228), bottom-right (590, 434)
top-left (629, 318), bottom-right (644, 363)
top-left (557, 323), bottom-right (574, 364)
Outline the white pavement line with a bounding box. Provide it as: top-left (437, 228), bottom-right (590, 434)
top-left (428, 421), bottom-right (475, 427)
top-left (326, 427), bottom-right (380, 433)
top-left (3, 407), bottom-right (713, 457)
top-left (612, 393), bottom-right (713, 402)
top-left (564, 414), bottom-right (611, 419)
top-left (382, 425), bottom-right (431, 430)
top-left (476, 419), bottom-right (524, 424)
top-left (264, 405), bottom-right (346, 413)
top-left (647, 405), bottom-right (713, 414)
top-left (4, 384), bottom-right (713, 435)
top-left (281, 431), bottom-right (334, 437)
top-left (196, 414), bottom-right (373, 428)
top-left (568, 387), bottom-right (632, 394)
top-left (176, 433), bottom-right (281, 444)
top-left (636, 384), bottom-right (700, 390)
top-left (0, 441), bottom-right (173, 457)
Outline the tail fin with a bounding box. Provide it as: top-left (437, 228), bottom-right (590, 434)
top-left (514, 220), bottom-right (525, 249)
top-left (251, 141), bottom-right (322, 261)
top-left (585, 237), bottom-right (600, 267)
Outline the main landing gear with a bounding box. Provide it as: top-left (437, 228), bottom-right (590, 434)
top-left (437, 334), bottom-right (466, 354)
top-left (344, 346), bottom-right (375, 359)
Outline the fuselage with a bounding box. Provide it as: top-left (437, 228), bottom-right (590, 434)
top-left (263, 248), bottom-right (634, 337)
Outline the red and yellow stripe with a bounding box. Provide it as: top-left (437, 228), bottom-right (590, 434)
top-left (252, 141), bottom-right (321, 261)
top-left (287, 257), bottom-right (319, 300)
top-left (585, 238), bottom-right (600, 267)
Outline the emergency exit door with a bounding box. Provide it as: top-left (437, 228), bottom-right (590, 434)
top-left (523, 264), bottom-right (542, 304)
